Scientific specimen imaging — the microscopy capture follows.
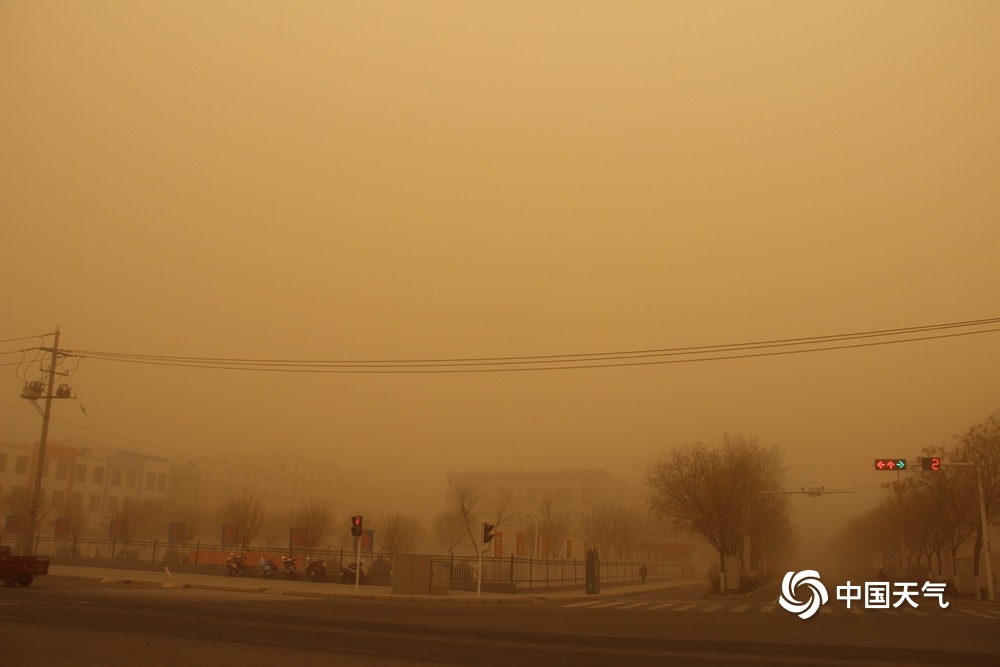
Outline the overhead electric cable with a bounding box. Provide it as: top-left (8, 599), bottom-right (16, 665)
top-left (61, 317), bottom-right (1000, 374)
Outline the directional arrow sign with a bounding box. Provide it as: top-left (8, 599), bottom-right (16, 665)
top-left (874, 458), bottom-right (906, 471)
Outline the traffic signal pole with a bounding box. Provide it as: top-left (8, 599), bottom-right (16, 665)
top-left (354, 534), bottom-right (361, 592)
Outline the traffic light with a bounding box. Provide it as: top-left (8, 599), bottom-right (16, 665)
top-left (351, 515), bottom-right (363, 537)
top-left (874, 458), bottom-right (906, 471)
top-left (921, 457), bottom-right (941, 471)
top-left (482, 522), bottom-right (495, 544)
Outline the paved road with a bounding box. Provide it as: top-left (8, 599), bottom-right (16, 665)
top-left (3, 576), bottom-right (999, 666)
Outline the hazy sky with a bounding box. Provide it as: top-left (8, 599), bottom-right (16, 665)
top-left (2, 1), bottom-right (998, 544)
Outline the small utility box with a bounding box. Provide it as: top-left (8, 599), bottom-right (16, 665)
top-left (392, 554), bottom-right (450, 595)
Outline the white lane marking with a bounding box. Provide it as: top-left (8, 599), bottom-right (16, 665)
top-left (759, 605), bottom-right (776, 612)
top-left (646, 602), bottom-right (675, 610)
top-left (616, 602), bottom-right (650, 609)
top-left (730, 605), bottom-right (749, 612)
top-left (590, 601), bottom-right (626, 609)
top-left (820, 607), bottom-right (833, 614)
top-left (671, 603), bottom-right (698, 612)
top-left (699, 604), bottom-right (723, 612)
top-left (562, 600), bottom-right (604, 608)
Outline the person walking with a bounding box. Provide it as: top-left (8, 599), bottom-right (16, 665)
top-left (639, 563), bottom-right (648, 585)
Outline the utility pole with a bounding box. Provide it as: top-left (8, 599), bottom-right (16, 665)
top-left (24, 327), bottom-right (60, 556)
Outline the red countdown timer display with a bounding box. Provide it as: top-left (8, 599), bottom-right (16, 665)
top-left (922, 457), bottom-right (941, 471)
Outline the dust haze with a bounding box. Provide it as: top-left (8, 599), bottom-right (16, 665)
top-left (2, 1), bottom-right (998, 567)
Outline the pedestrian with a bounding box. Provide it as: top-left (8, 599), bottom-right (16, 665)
top-left (639, 563), bottom-right (648, 585)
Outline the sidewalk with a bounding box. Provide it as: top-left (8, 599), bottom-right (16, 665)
top-left (46, 562), bottom-right (702, 604)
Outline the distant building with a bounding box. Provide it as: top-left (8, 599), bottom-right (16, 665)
top-left (445, 469), bottom-right (646, 559)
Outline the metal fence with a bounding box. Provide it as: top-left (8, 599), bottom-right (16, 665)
top-left (0, 533), bottom-right (686, 589)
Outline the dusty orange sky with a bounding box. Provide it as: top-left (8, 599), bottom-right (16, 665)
top-left (2, 2), bottom-right (998, 549)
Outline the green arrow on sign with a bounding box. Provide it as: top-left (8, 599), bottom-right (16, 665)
top-left (896, 460), bottom-right (906, 470)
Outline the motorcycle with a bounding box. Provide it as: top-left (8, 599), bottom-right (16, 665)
top-left (225, 552), bottom-right (247, 577)
top-left (339, 561), bottom-right (365, 585)
top-left (259, 556), bottom-right (279, 579)
top-left (282, 556), bottom-right (298, 580)
top-left (306, 558), bottom-right (326, 582)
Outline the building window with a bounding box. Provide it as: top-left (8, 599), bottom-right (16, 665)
top-left (93, 467), bottom-right (105, 485)
top-left (15, 455), bottom-right (28, 474)
top-left (126, 471), bottom-right (137, 489)
top-left (89, 494), bottom-right (101, 512)
top-left (75, 464), bottom-right (88, 482)
top-left (111, 469), bottom-right (122, 486)
top-left (146, 472), bottom-right (156, 491)
top-left (56, 460), bottom-right (69, 480)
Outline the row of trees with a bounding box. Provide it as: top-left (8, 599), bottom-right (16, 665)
top-left (441, 477), bottom-right (657, 559)
top-left (835, 415), bottom-right (1000, 577)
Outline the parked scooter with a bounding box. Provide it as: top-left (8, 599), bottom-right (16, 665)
top-left (339, 561), bottom-right (365, 585)
top-left (259, 556), bottom-right (279, 579)
top-left (282, 556), bottom-right (298, 580)
top-left (306, 558), bottom-right (326, 582)
top-left (225, 552), bottom-right (247, 577)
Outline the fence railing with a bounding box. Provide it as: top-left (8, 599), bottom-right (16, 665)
top-left (0, 533), bottom-right (687, 588)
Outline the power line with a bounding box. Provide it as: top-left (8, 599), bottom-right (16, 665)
top-left (63, 317), bottom-right (1000, 374)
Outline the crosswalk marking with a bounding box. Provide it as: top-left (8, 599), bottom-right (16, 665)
top-left (555, 599), bottom-right (979, 617)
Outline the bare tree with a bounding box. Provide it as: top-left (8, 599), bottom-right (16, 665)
top-left (446, 477), bottom-right (486, 554)
top-left (580, 503), bottom-right (650, 560)
top-left (289, 498), bottom-right (335, 554)
top-left (642, 434), bottom-right (790, 572)
top-left (431, 510), bottom-right (466, 554)
top-left (376, 513), bottom-right (426, 553)
top-left (2, 487), bottom-right (55, 541)
top-left (119, 499), bottom-right (164, 540)
top-left (223, 494), bottom-right (266, 552)
top-left (537, 492), bottom-right (572, 558)
top-left (950, 415), bottom-right (1000, 576)
top-left (488, 487), bottom-right (514, 533)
